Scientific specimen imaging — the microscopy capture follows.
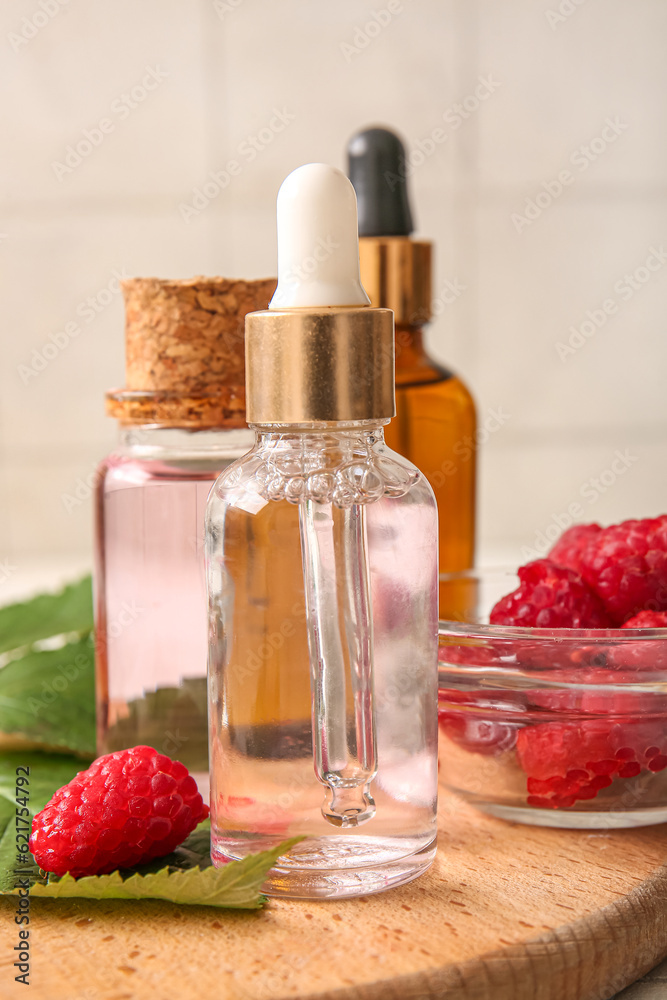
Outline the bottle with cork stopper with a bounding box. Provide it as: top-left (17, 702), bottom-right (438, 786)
top-left (95, 276), bottom-right (275, 799)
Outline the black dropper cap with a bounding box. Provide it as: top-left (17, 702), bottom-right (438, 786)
top-left (347, 126), bottom-right (414, 238)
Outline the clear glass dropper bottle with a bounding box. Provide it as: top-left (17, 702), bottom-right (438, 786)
top-left (206, 164), bottom-right (439, 899)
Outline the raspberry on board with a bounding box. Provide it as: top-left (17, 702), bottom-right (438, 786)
top-left (30, 746), bottom-right (209, 878)
top-left (548, 523), bottom-right (602, 575)
top-left (489, 559), bottom-right (611, 629)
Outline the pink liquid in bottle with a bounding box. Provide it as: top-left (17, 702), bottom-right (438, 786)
top-left (95, 428), bottom-right (253, 800)
top-left (94, 275), bottom-right (275, 798)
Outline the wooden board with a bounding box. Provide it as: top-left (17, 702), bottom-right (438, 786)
top-left (2, 792), bottom-right (667, 1000)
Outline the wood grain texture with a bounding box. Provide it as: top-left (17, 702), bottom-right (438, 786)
top-left (2, 793), bottom-right (666, 1000)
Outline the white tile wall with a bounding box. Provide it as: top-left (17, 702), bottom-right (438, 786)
top-left (2, 1), bottom-right (210, 203)
top-left (1, 0), bottom-right (666, 574)
top-left (476, 0), bottom-right (667, 190)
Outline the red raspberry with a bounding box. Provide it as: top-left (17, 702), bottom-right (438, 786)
top-left (575, 516), bottom-right (667, 625)
top-left (548, 523), bottom-right (602, 575)
top-left (517, 720), bottom-right (667, 809)
top-left (622, 611), bottom-right (667, 628)
top-left (489, 559), bottom-right (611, 629)
top-left (30, 746), bottom-right (208, 878)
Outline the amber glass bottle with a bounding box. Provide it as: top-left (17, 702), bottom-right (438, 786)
top-left (388, 322), bottom-right (476, 575)
top-left (349, 127), bottom-right (477, 615)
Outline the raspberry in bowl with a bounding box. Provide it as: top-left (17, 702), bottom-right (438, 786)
top-left (438, 522), bottom-right (667, 829)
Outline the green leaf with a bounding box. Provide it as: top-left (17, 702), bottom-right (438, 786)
top-left (0, 751), bottom-right (86, 891)
top-left (23, 837), bottom-right (303, 909)
top-left (173, 820), bottom-right (212, 864)
top-left (0, 639), bottom-right (95, 756)
top-left (0, 576), bottom-right (93, 655)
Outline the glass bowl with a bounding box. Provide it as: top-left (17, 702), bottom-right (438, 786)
top-left (438, 569), bottom-right (667, 829)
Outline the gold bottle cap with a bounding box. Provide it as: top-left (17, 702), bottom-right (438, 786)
top-left (359, 237), bottom-right (432, 326)
top-left (246, 164), bottom-right (395, 425)
top-left (246, 306), bottom-right (394, 424)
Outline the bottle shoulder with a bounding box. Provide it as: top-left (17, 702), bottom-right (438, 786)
top-left (377, 442), bottom-right (438, 507)
top-left (396, 366), bottom-right (476, 411)
top-left (394, 340), bottom-right (475, 401)
top-left (208, 430), bottom-right (436, 514)
top-left (394, 353), bottom-right (453, 385)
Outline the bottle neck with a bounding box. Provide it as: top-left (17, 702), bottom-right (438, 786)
top-left (117, 424), bottom-right (254, 461)
top-left (251, 420), bottom-right (387, 446)
top-left (394, 324), bottom-right (428, 369)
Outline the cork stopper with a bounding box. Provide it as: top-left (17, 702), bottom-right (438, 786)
top-left (106, 276), bottom-right (276, 429)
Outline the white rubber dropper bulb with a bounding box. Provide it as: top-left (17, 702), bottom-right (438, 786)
top-left (269, 163), bottom-right (371, 310)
